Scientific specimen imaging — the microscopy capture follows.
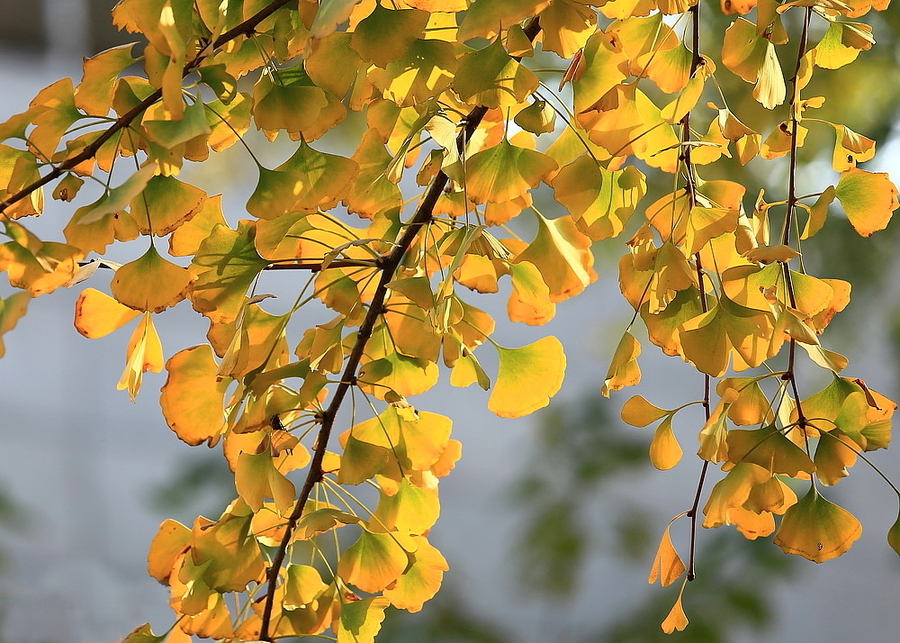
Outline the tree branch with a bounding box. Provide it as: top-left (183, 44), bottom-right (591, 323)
top-left (0, 0), bottom-right (293, 215)
top-left (257, 17), bottom-right (544, 640)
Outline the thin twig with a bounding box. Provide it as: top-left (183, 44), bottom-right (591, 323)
top-left (0, 0), bottom-right (294, 215)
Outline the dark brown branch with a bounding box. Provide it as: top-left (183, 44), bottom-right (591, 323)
top-left (0, 0), bottom-right (293, 215)
top-left (257, 17), bottom-right (544, 641)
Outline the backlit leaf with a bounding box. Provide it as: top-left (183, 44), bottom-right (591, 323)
top-left (147, 518), bottom-right (190, 583)
top-left (74, 288), bottom-right (141, 338)
top-left (834, 168), bottom-right (899, 237)
top-left (602, 331), bottom-right (641, 397)
top-left (160, 344), bottom-right (230, 446)
top-left (190, 221), bottom-right (269, 324)
top-left (650, 415), bottom-right (682, 470)
top-left (661, 581), bottom-right (689, 633)
top-left (489, 336), bottom-right (566, 418)
top-left (773, 487), bottom-right (862, 562)
top-left (117, 312), bottom-right (164, 401)
top-left (454, 39), bottom-right (538, 109)
top-left (648, 520), bottom-right (685, 587)
top-left (0, 291), bottom-right (29, 358)
top-left (383, 535), bottom-right (448, 612)
top-left (111, 245), bottom-right (193, 313)
top-left (337, 596), bottom-right (391, 643)
top-left (621, 395), bottom-right (668, 427)
top-left (465, 139), bottom-right (557, 205)
top-left (337, 528), bottom-right (410, 593)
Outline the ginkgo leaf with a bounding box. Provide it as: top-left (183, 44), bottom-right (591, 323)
top-left (121, 623), bottom-right (166, 643)
top-left (130, 174), bottom-right (207, 236)
top-left (351, 5), bottom-right (428, 67)
top-left (813, 21), bottom-right (874, 70)
top-left (367, 39), bottom-right (457, 107)
top-left (147, 518), bottom-right (190, 583)
top-left (702, 462), bottom-right (771, 529)
top-left (74, 42), bottom-right (138, 115)
top-left (888, 509), bottom-right (900, 557)
top-left (337, 527), bottom-right (410, 593)
top-left (727, 424), bottom-right (815, 476)
top-left (235, 449), bottom-right (295, 515)
top-left (488, 336), bottom-right (565, 418)
top-left (336, 596), bottom-right (391, 643)
top-left (74, 288), bottom-right (141, 338)
top-left (455, 0), bottom-right (550, 41)
top-left (383, 535), bottom-right (448, 612)
top-left (111, 245), bottom-right (193, 313)
top-left (0, 291), bottom-right (29, 358)
top-left (283, 564), bottom-right (328, 609)
top-left (506, 261), bottom-right (555, 325)
top-left (247, 141), bottom-right (358, 218)
top-left (572, 29), bottom-right (627, 113)
top-left (117, 312), bottom-right (164, 401)
top-left (465, 139), bottom-right (557, 205)
top-left (514, 212), bottom-right (596, 302)
top-left (722, 18), bottom-right (785, 109)
top-left (160, 345), bottom-right (230, 446)
top-left (834, 168), bottom-right (899, 237)
top-left (660, 581), bottom-right (689, 633)
top-left (190, 221), bottom-right (269, 324)
top-left (602, 331), bottom-right (641, 397)
top-left (551, 156), bottom-right (645, 241)
top-left (773, 487), bottom-right (862, 562)
top-left (453, 39), bottom-right (538, 109)
top-left (142, 98), bottom-right (211, 150)
top-left (514, 99), bottom-right (556, 135)
top-left (650, 415), bottom-right (682, 470)
top-left (309, 0), bottom-right (364, 39)
top-left (648, 520), bottom-right (685, 587)
top-left (373, 479), bottom-right (440, 534)
top-left (621, 395), bottom-right (669, 427)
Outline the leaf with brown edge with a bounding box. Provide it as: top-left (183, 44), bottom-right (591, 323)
top-left (835, 168), bottom-right (899, 237)
top-left (147, 518), bottom-right (190, 583)
top-left (111, 245), bottom-right (192, 313)
top-left (130, 175), bottom-right (207, 236)
top-left (160, 345), bottom-right (230, 446)
top-left (648, 518), bottom-right (685, 587)
top-left (74, 288), bottom-right (140, 338)
top-left (773, 487), bottom-right (861, 562)
top-left (117, 312), bottom-right (163, 401)
top-left (601, 331), bottom-right (641, 397)
top-left (488, 336), bottom-right (565, 418)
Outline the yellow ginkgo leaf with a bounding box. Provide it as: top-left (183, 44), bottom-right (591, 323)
top-left (602, 331), bottom-right (641, 397)
top-left (465, 139), bottom-right (557, 205)
top-left (336, 596), bottom-right (391, 643)
top-left (383, 535), bottom-right (449, 612)
top-left (650, 415), bottom-right (682, 470)
top-left (146, 518), bottom-right (190, 584)
top-left (117, 312), bottom-right (164, 401)
top-left (111, 245), bottom-right (193, 313)
top-left (514, 211), bottom-right (596, 302)
top-left (834, 168), bottom-right (899, 237)
top-left (74, 287), bottom-right (141, 338)
top-left (453, 38), bottom-right (538, 109)
top-left (488, 336), bottom-right (566, 418)
top-left (773, 487), bottom-right (862, 562)
top-left (648, 519), bottom-right (685, 587)
top-left (337, 527), bottom-right (410, 593)
top-left (160, 345), bottom-right (230, 446)
top-left (660, 579), bottom-right (689, 633)
top-left (621, 395), bottom-right (669, 427)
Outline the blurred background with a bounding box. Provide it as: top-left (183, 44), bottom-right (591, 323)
top-left (1, 2), bottom-right (900, 642)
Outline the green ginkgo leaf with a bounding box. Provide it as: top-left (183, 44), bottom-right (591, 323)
top-left (835, 168), bottom-right (899, 237)
top-left (773, 487), bottom-right (862, 562)
top-left (453, 38), bottom-right (539, 109)
top-left (350, 5), bottom-right (428, 67)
